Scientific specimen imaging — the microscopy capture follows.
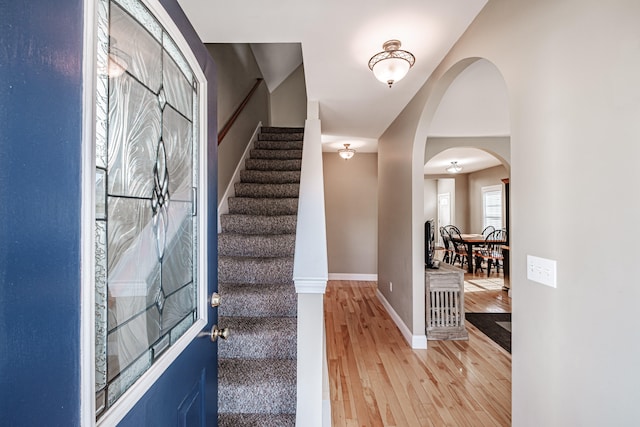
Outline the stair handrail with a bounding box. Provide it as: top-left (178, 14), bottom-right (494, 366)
top-left (217, 78), bottom-right (264, 145)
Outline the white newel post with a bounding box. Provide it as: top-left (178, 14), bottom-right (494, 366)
top-left (294, 101), bottom-right (330, 427)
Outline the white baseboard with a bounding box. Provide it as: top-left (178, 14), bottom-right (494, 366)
top-left (328, 273), bottom-right (378, 281)
top-left (376, 289), bottom-right (427, 349)
top-left (322, 399), bottom-right (331, 427)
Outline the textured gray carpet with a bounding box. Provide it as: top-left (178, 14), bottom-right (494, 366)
top-left (218, 126), bottom-right (302, 426)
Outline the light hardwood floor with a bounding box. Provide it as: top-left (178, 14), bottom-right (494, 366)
top-left (325, 272), bottom-right (511, 426)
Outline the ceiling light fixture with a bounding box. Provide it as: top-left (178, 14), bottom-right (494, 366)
top-left (446, 161), bottom-right (462, 173)
top-left (99, 37), bottom-right (130, 78)
top-left (368, 40), bottom-right (416, 88)
top-left (338, 143), bottom-right (356, 160)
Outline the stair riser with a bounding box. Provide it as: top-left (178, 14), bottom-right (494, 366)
top-left (219, 257), bottom-right (294, 284)
top-left (218, 386), bottom-right (296, 415)
top-left (239, 170), bottom-right (301, 184)
top-left (254, 140), bottom-right (303, 150)
top-left (258, 133), bottom-right (304, 141)
top-left (218, 283), bottom-right (297, 317)
top-left (217, 317), bottom-right (296, 359)
top-left (218, 234), bottom-right (295, 258)
top-left (245, 159), bottom-right (301, 171)
top-left (228, 198), bottom-right (299, 216)
top-left (260, 127), bottom-right (304, 134)
top-left (234, 183), bottom-right (300, 199)
top-left (220, 214), bottom-right (297, 235)
top-left (250, 149), bottom-right (302, 160)
top-left (218, 359), bottom-right (296, 414)
top-left (218, 414), bottom-right (295, 427)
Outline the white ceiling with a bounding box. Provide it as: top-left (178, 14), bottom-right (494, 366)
top-left (424, 147), bottom-right (502, 175)
top-left (178, 0), bottom-right (488, 143)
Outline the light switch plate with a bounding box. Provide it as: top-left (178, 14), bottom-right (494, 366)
top-left (527, 255), bottom-right (557, 288)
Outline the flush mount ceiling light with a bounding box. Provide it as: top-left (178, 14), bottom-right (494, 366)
top-left (446, 161), bottom-right (462, 173)
top-left (99, 37), bottom-right (130, 78)
top-left (107, 46), bottom-right (129, 77)
top-left (338, 143), bottom-right (356, 160)
top-left (368, 39), bottom-right (416, 88)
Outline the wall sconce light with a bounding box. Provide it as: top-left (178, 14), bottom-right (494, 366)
top-left (446, 161), bottom-right (462, 173)
top-left (338, 143), bottom-right (356, 160)
top-left (368, 40), bottom-right (415, 88)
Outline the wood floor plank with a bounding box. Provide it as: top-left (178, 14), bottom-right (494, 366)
top-left (326, 275), bottom-right (512, 426)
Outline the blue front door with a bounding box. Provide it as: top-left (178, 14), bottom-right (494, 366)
top-left (97, 0), bottom-right (219, 424)
top-left (0, 0), bottom-right (218, 425)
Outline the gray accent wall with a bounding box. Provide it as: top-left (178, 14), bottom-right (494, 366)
top-left (323, 153), bottom-right (377, 275)
top-left (206, 44), bottom-right (270, 204)
top-left (378, 0), bottom-right (640, 425)
top-left (270, 64), bottom-right (307, 128)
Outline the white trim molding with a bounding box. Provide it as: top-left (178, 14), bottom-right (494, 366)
top-left (295, 278), bottom-right (328, 294)
top-left (376, 289), bottom-right (428, 349)
top-left (328, 273), bottom-right (378, 281)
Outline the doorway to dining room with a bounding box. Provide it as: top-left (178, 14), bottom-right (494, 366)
top-left (421, 57), bottom-right (512, 358)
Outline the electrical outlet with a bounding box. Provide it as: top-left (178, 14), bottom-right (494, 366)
top-left (390, 281), bottom-right (393, 292)
top-left (527, 255), bottom-right (557, 288)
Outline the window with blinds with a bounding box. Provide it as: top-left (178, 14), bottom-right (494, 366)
top-left (482, 185), bottom-right (503, 230)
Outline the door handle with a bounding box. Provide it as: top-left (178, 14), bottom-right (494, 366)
top-left (210, 292), bottom-right (221, 307)
top-left (210, 324), bottom-right (229, 342)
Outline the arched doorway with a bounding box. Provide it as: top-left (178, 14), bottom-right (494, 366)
top-left (411, 57), bottom-right (511, 345)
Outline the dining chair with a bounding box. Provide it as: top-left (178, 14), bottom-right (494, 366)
top-left (481, 225), bottom-right (495, 238)
top-left (473, 226), bottom-right (496, 273)
top-left (439, 226), bottom-right (453, 264)
top-left (474, 229), bottom-right (507, 276)
top-left (448, 228), bottom-right (469, 269)
top-left (444, 224), bottom-right (462, 235)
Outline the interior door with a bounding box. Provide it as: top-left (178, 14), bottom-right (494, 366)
top-left (90, 0), bottom-right (219, 425)
top-left (437, 192), bottom-right (451, 245)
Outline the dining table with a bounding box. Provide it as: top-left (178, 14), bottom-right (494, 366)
top-left (452, 233), bottom-right (507, 273)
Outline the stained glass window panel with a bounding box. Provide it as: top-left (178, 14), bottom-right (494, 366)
top-left (94, 0), bottom-right (200, 419)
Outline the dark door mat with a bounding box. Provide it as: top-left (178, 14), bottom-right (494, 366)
top-left (465, 312), bottom-right (511, 353)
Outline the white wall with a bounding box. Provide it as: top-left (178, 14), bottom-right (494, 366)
top-left (378, 0), bottom-right (640, 425)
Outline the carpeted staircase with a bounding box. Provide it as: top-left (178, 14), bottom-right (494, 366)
top-left (217, 126), bottom-right (303, 427)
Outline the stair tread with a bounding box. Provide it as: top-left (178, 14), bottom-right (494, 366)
top-left (218, 233), bottom-right (295, 257)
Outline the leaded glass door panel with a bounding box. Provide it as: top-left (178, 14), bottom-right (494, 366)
top-left (91, 0), bottom-right (215, 425)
